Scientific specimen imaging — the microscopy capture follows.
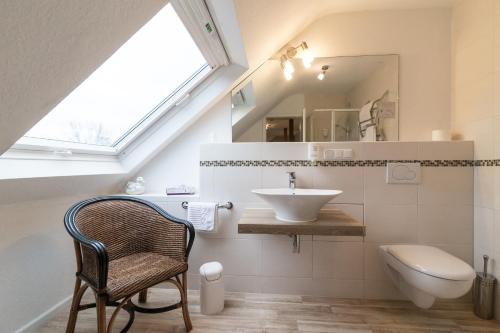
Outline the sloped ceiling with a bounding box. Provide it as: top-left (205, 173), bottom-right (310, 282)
top-left (234, 0), bottom-right (456, 70)
top-left (0, 0), bottom-right (168, 155)
top-left (0, 0), bottom-right (457, 158)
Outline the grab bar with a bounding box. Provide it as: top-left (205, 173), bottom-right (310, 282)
top-left (181, 201), bottom-right (233, 210)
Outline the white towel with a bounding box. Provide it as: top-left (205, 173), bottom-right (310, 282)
top-left (187, 202), bottom-right (217, 231)
top-left (361, 126), bottom-right (376, 142)
top-left (359, 101), bottom-right (374, 122)
top-left (359, 101), bottom-right (376, 141)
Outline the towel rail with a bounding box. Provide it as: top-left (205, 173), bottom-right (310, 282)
top-left (181, 201), bottom-right (233, 210)
top-left (359, 90), bottom-right (390, 139)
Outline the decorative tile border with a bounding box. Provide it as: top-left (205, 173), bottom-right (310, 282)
top-left (474, 160), bottom-right (500, 166)
top-left (200, 159), bottom-right (480, 167)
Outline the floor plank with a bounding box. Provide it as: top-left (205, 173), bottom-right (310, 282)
top-left (35, 288), bottom-right (500, 333)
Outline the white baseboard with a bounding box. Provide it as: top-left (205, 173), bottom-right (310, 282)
top-left (15, 294), bottom-right (72, 333)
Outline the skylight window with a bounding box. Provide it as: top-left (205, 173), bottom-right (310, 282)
top-left (22, 3), bottom-right (210, 148)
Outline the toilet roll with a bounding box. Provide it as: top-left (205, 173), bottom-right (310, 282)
top-left (431, 129), bottom-right (451, 141)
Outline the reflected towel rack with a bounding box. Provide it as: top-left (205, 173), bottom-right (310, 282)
top-left (359, 90), bottom-right (390, 139)
top-left (181, 201), bottom-right (233, 210)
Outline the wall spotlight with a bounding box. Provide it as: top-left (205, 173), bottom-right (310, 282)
top-left (317, 65), bottom-right (329, 80)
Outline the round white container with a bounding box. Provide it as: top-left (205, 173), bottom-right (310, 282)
top-left (199, 261), bottom-right (224, 315)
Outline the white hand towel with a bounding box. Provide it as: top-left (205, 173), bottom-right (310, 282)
top-left (359, 101), bottom-right (376, 141)
top-left (187, 202), bottom-right (217, 232)
top-left (361, 126), bottom-right (376, 142)
top-left (359, 101), bottom-right (374, 122)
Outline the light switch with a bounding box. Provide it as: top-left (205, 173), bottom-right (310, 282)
top-left (386, 162), bottom-right (421, 184)
top-left (323, 148), bottom-right (354, 160)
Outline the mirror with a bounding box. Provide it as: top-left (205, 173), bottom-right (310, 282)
top-left (232, 55), bottom-right (398, 142)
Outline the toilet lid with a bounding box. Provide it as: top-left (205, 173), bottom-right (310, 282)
top-left (387, 245), bottom-right (475, 281)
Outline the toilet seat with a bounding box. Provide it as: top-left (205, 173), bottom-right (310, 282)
top-left (379, 245), bottom-right (475, 309)
top-left (386, 245), bottom-right (475, 281)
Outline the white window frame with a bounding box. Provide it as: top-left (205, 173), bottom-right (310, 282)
top-left (10, 0), bottom-right (228, 157)
top-left (113, 63), bottom-right (213, 152)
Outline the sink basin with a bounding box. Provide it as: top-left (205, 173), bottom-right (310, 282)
top-left (251, 188), bottom-right (343, 222)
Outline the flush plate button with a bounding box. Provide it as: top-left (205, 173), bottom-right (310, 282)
top-left (386, 162), bottom-right (421, 184)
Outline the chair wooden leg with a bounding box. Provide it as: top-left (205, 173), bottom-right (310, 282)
top-left (107, 296), bottom-right (132, 333)
top-left (96, 294), bottom-right (107, 333)
top-left (180, 272), bottom-right (192, 331)
top-left (66, 278), bottom-right (88, 333)
top-left (66, 278), bottom-right (81, 333)
top-left (138, 288), bottom-right (148, 303)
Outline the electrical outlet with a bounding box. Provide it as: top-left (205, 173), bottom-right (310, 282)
top-left (323, 148), bottom-right (354, 160)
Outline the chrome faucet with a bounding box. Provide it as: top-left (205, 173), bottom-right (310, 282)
top-left (287, 171), bottom-right (296, 190)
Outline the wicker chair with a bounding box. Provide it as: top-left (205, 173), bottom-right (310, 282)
top-left (64, 196), bottom-right (195, 333)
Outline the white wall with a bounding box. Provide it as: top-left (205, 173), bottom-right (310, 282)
top-left (347, 63), bottom-right (395, 108)
top-left (137, 97), bottom-right (232, 193)
top-left (0, 196), bottom-right (87, 332)
top-left (0, 174), bottom-right (122, 332)
top-left (143, 141), bottom-right (473, 299)
top-left (304, 92), bottom-right (348, 115)
top-left (450, 0), bottom-right (500, 320)
top-left (237, 121), bottom-right (263, 142)
top-left (288, 8), bottom-right (451, 141)
top-left (268, 94), bottom-right (305, 117)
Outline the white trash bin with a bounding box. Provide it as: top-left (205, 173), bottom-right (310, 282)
top-left (199, 261), bottom-right (224, 315)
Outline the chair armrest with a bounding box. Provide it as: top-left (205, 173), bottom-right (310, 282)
top-left (117, 196), bottom-right (196, 260)
top-left (147, 201), bottom-right (195, 260)
top-left (64, 200), bottom-right (109, 290)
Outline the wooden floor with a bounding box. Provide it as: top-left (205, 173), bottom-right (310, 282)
top-left (36, 288), bottom-right (500, 333)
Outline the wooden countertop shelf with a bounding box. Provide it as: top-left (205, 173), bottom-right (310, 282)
top-left (238, 208), bottom-right (365, 236)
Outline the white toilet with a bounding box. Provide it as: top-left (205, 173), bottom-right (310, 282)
top-left (379, 244), bottom-right (475, 309)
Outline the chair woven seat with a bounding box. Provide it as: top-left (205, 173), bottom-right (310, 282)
top-left (106, 252), bottom-right (188, 301)
top-left (64, 196), bottom-right (195, 332)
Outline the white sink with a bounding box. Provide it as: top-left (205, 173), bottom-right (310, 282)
top-left (251, 188), bottom-right (343, 222)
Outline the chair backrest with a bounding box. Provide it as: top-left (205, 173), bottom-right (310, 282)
top-left (73, 198), bottom-right (187, 262)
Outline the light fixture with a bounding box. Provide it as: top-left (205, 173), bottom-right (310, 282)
top-left (279, 41), bottom-right (314, 80)
top-left (285, 41), bottom-right (314, 68)
top-left (317, 65), bottom-right (329, 80)
top-left (280, 55), bottom-right (295, 80)
top-left (283, 59), bottom-right (295, 74)
top-left (300, 43), bottom-right (314, 68)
